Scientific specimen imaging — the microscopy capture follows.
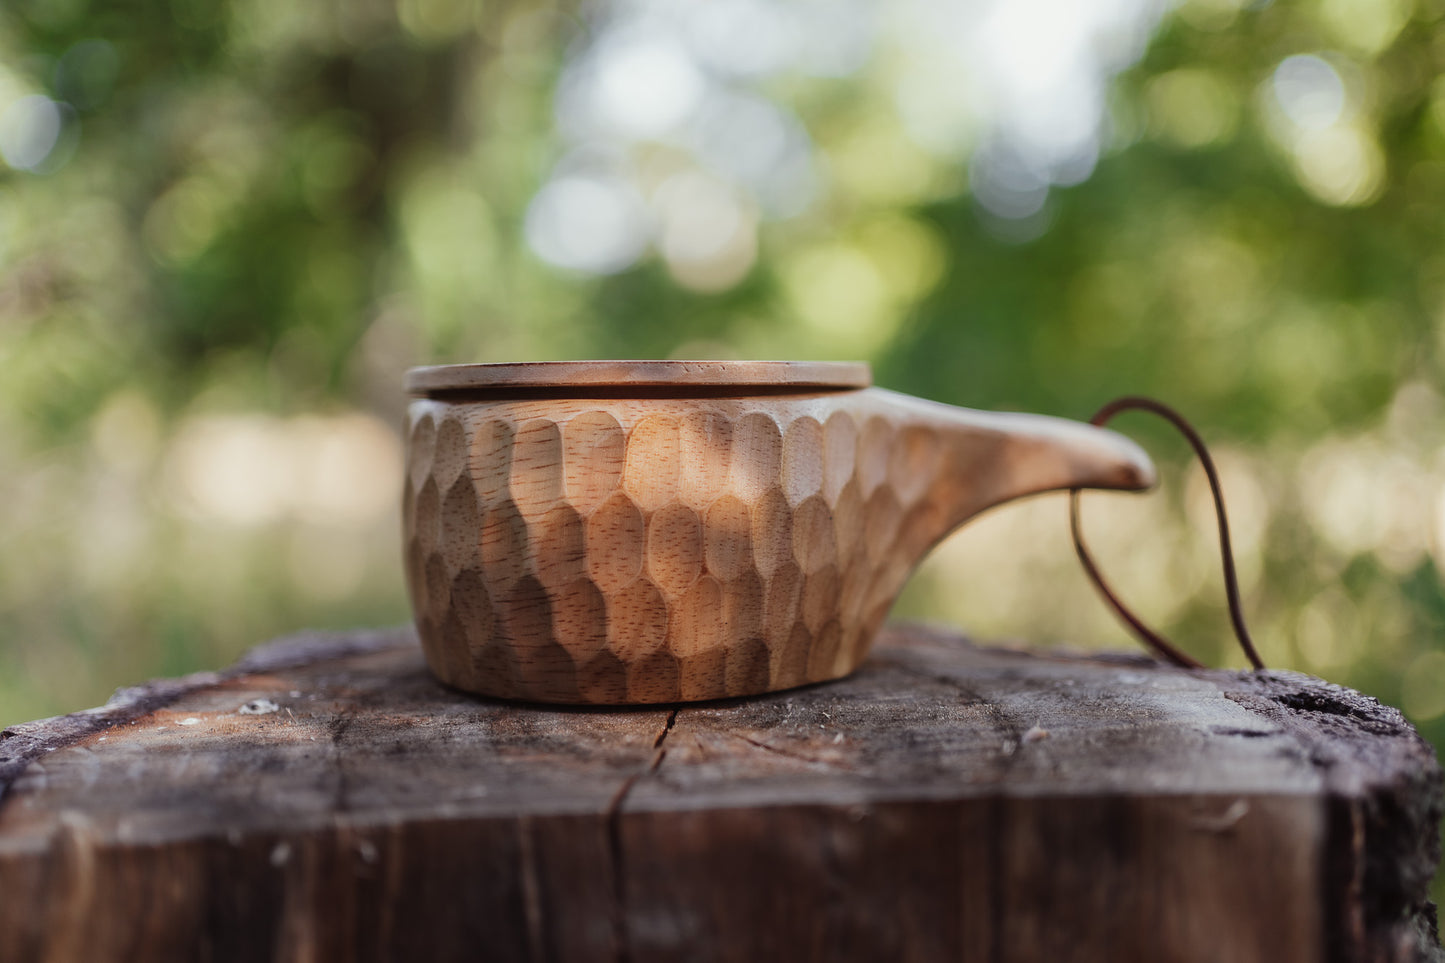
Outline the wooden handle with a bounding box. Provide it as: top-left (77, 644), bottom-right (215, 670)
top-left (881, 390), bottom-right (1157, 519)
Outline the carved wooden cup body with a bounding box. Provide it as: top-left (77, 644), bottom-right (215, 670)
top-left (403, 362), bottom-right (1154, 705)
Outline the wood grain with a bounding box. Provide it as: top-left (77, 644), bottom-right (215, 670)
top-left (404, 360), bottom-right (873, 395)
top-left (404, 376), bottom-right (1157, 704)
top-left (1, 624), bottom-right (1439, 962)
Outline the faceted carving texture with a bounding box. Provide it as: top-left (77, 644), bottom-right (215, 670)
top-left (404, 390), bottom-right (1150, 704)
top-left (405, 393), bottom-right (943, 704)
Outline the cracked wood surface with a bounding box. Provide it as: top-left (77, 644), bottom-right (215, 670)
top-left (0, 623), bottom-right (1440, 963)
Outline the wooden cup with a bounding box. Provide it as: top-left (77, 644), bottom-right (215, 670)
top-left (403, 361), bottom-right (1154, 704)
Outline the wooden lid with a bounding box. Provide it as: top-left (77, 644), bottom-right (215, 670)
top-left (405, 361), bottom-right (872, 396)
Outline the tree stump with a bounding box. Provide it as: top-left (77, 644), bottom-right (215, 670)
top-left (0, 624), bottom-right (1440, 962)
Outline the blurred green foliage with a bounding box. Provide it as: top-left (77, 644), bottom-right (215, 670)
top-left (1, 0), bottom-right (1443, 898)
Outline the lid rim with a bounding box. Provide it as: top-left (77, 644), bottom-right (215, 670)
top-left (405, 361), bottom-right (872, 395)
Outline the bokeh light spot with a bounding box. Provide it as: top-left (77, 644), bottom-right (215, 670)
top-left (0, 95), bottom-right (66, 172)
top-left (970, 143), bottom-right (1050, 220)
top-left (525, 174), bottom-right (649, 274)
top-left (784, 243), bottom-right (898, 355)
top-left (856, 215), bottom-right (947, 301)
top-left (685, 0), bottom-right (798, 78)
top-left (1291, 124), bottom-right (1385, 207)
top-left (1271, 55), bottom-right (1346, 132)
top-left (656, 172), bottom-right (757, 292)
top-left (592, 26), bottom-right (706, 138)
top-left (143, 178), bottom-right (231, 265)
top-left (1318, 0), bottom-right (1411, 56)
top-left (1147, 69), bottom-right (1238, 148)
top-left (401, 172), bottom-right (498, 285)
top-left (1176, 0), bottom-right (1248, 31)
top-left (166, 413), bottom-right (402, 528)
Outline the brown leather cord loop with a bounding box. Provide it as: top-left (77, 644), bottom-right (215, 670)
top-left (1069, 396), bottom-right (1266, 671)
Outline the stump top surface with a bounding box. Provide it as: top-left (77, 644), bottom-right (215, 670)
top-left (0, 624), bottom-right (1433, 850)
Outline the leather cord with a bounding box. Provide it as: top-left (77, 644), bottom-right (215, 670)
top-left (1069, 396), bottom-right (1266, 671)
